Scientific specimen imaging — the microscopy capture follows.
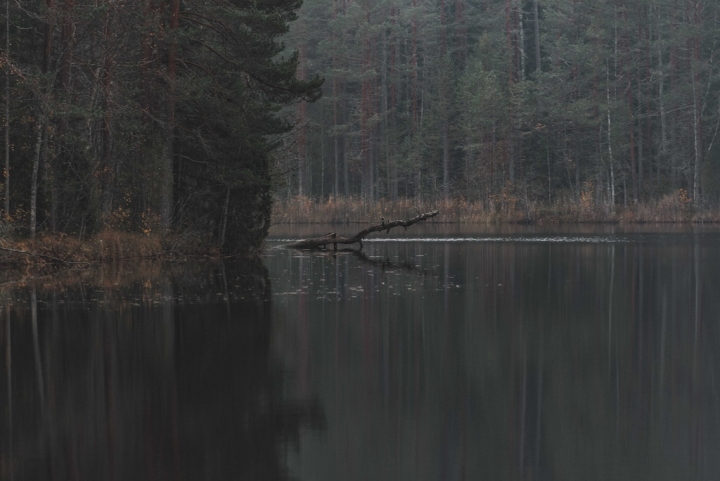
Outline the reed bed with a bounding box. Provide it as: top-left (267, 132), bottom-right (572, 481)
top-left (0, 230), bottom-right (220, 268)
top-left (272, 191), bottom-right (720, 224)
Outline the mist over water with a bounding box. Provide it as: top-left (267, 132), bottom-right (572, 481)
top-left (1, 225), bottom-right (719, 480)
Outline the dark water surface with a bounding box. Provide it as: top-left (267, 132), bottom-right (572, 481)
top-left (2, 225), bottom-right (720, 480)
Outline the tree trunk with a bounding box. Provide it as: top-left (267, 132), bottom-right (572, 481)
top-left (3, 0), bottom-right (9, 217)
top-left (331, 0), bottom-right (341, 198)
top-left (442, 124), bottom-right (450, 200)
top-left (381, 31), bottom-right (389, 200)
top-left (691, 2), bottom-right (703, 206)
top-left (332, 3), bottom-right (339, 198)
top-left (606, 62), bottom-right (615, 211)
top-left (389, 7), bottom-right (398, 200)
top-left (629, 86), bottom-right (637, 203)
top-left (343, 109), bottom-right (349, 196)
top-left (659, 49), bottom-right (667, 182)
top-left (454, 1), bottom-right (467, 66)
top-left (692, 71), bottom-right (701, 205)
top-left (161, 0), bottom-right (180, 230)
top-left (505, 0), bottom-right (517, 185)
top-left (220, 185), bottom-right (230, 246)
top-left (533, 0), bottom-right (541, 73)
top-left (101, 0), bottom-right (115, 224)
top-left (361, 32), bottom-right (372, 200)
top-left (411, 0), bottom-right (418, 132)
top-left (637, 61), bottom-right (643, 199)
top-left (30, 113), bottom-right (46, 239)
top-left (519, 0), bottom-right (526, 80)
top-left (297, 37), bottom-right (307, 197)
top-left (59, 0), bottom-right (74, 92)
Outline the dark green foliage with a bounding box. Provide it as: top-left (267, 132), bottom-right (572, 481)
top-left (1, 0), bottom-right (320, 249)
top-left (285, 0), bottom-right (720, 210)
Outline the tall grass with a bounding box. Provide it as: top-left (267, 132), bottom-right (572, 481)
top-left (272, 190), bottom-right (720, 224)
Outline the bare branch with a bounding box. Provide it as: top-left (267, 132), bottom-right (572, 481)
top-left (286, 210), bottom-right (439, 250)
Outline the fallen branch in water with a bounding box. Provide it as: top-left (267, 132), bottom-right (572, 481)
top-left (286, 210), bottom-right (439, 250)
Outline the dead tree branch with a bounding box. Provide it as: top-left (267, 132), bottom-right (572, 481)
top-left (286, 210), bottom-right (439, 250)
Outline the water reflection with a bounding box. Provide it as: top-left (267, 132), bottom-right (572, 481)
top-left (266, 228), bottom-right (720, 481)
top-left (1, 228), bottom-right (719, 480)
top-left (0, 260), bottom-right (323, 480)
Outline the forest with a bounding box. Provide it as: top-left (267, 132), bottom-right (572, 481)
top-left (0, 0), bottom-right (320, 251)
top-left (2, 0), bottom-right (720, 255)
top-left (279, 0), bottom-right (720, 220)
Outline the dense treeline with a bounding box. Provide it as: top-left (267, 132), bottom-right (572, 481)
top-left (1, 0), bottom-right (320, 249)
top-left (284, 0), bottom-right (720, 211)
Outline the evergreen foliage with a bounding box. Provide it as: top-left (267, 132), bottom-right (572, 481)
top-left (286, 0), bottom-right (720, 210)
top-left (1, 0), bottom-right (321, 249)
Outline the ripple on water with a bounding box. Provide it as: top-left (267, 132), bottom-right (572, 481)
top-left (268, 235), bottom-right (634, 244)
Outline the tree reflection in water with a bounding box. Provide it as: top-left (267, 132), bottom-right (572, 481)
top-left (266, 230), bottom-right (720, 481)
top-left (0, 258), bottom-right (323, 480)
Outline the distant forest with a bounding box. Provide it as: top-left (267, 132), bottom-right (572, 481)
top-left (0, 0), bottom-right (320, 248)
top-left (283, 0), bottom-right (720, 209)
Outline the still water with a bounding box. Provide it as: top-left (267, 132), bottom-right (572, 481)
top-left (1, 225), bottom-right (719, 480)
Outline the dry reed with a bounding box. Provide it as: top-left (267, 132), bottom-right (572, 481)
top-left (0, 230), bottom-right (221, 268)
top-left (272, 191), bottom-right (720, 224)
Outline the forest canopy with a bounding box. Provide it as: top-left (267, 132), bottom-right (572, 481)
top-left (0, 0), bottom-right (321, 250)
top-left (284, 0), bottom-right (720, 212)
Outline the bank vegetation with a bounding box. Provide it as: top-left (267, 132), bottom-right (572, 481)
top-left (273, 191), bottom-right (720, 224)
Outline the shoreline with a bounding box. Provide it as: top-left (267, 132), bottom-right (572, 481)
top-left (0, 231), bottom-right (268, 288)
top-left (0, 254), bottom-right (268, 296)
top-left (272, 194), bottom-right (720, 225)
top-left (0, 230), bottom-right (237, 270)
top-left (3, 194), bottom-right (718, 270)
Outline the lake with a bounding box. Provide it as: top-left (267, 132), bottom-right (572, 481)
top-left (1, 224), bottom-right (719, 480)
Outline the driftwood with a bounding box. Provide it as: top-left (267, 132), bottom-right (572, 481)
top-left (286, 210), bottom-right (439, 250)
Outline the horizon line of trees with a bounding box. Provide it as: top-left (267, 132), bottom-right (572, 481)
top-left (283, 0), bottom-right (720, 209)
top-left (1, 0), bottom-right (320, 248)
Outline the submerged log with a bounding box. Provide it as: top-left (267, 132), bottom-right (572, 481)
top-left (286, 210), bottom-right (439, 250)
